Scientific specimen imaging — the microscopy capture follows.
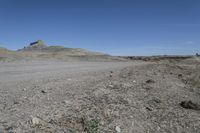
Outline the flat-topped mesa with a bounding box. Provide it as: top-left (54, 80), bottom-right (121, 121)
top-left (21, 40), bottom-right (47, 51)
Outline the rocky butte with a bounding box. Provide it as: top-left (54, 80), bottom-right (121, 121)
top-left (19, 40), bottom-right (48, 51)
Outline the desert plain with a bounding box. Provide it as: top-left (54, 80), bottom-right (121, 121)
top-left (0, 42), bottom-right (200, 133)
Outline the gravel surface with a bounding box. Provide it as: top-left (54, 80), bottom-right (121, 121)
top-left (0, 59), bottom-right (200, 133)
top-left (0, 61), bottom-right (143, 132)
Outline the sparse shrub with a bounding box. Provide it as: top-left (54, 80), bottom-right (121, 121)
top-left (0, 57), bottom-right (7, 62)
top-left (83, 118), bottom-right (100, 133)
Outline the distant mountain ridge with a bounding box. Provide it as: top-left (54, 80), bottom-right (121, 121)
top-left (0, 40), bottom-right (125, 62)
top-left (18, 40), bottom-right (107, 56)
top-left (18, 40), bottom-right (105, 56)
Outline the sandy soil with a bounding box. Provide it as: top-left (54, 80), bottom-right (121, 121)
top-left (0, 58), bottom-right (200, 133)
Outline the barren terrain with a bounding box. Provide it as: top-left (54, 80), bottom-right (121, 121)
top-left (0, 57), bottom-right (200, 133)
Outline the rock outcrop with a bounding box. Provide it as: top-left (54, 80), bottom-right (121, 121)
top-left (19, 40), bottom-right (47, 51)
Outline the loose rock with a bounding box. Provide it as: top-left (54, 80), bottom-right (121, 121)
top-left (41, 90), bottom-right (47, 93)
top-left (180, 100), bottom-right (200, 110)
top-left (115, 126), bottom-right (121, 132)
top-left (146, 79), bottom-right (155, 84)
top-left (31, 117), bottom-right (41, 125)
top-left (178, 74), bottom-right (183, 79)
top-left (108, 84), bottom-right (114, 88)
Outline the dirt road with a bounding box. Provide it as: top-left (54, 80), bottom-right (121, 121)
top-left (0, 61), bottom-right (143, 132)
top-left (0, 61), bottom-right (138, 82)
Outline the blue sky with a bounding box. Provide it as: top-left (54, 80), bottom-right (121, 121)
top-left (0, 0), bottom-right (199, 55)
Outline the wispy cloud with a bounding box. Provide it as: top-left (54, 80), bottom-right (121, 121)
top-left (185, 41), bottom-right (195, 45)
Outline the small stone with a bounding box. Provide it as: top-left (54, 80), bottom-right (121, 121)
top-left (108, 84), bottom-right (114, 88)
top-left (48, 119), bottom-right (56, 124)
top-left (103, 108), bottom-right (112, 117)
top-left (5, 126), bottom-right (14, 131)
top-left (122, 75), bottom-right (126, 78)
top-left (13, 101), bottom-right (19, 105)
top-left (146, 79), bottom-right (155, 84)
top-left (133, 80), bottom-right (136, 83)
top-left (41, 90), bottom-right (46, 93)
top-left (146, 106), bottom-right (153, 111)
top-left (178, 74), bottom-right (183, 78)
top-left (153, 98), bottom-right (161, 103)
top-left (115, 126), bottom-right (121, 132)
top-left (31, 117), bottom-right (41, 125)
top-left (63, 100), bottom-right (71, 104)
top-left (144, 87), bottom-right (152, 90)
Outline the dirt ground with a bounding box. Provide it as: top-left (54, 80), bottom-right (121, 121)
top-left (0, 58), bottom-right (200, 133)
